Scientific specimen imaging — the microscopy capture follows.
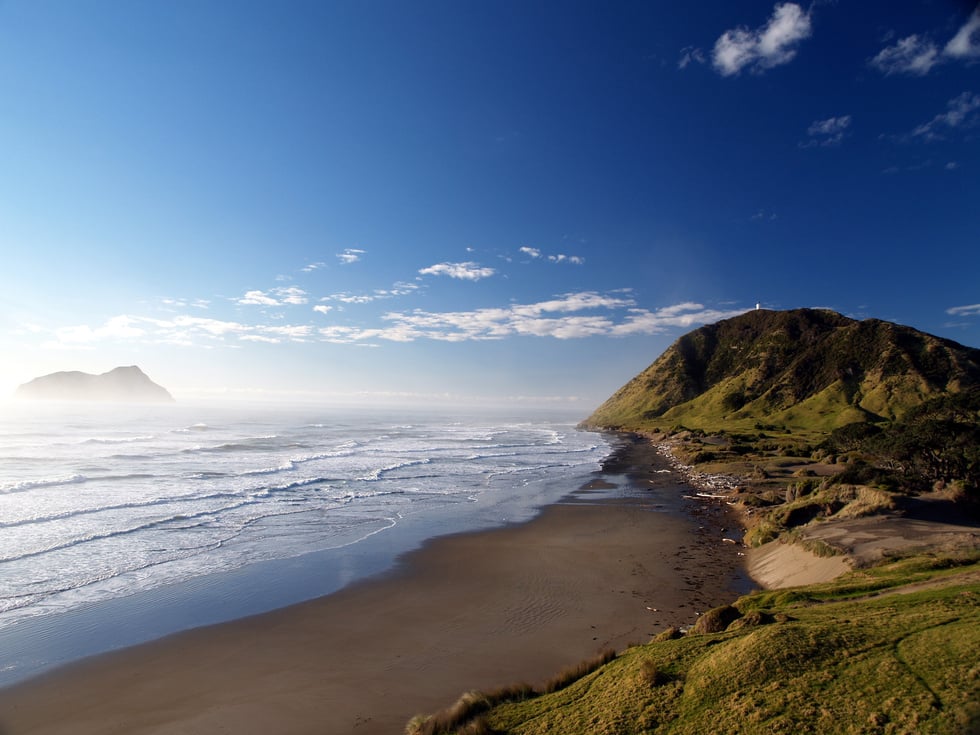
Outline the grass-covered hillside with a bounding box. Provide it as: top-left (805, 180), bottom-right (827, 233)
top-left (408, 552), bottom-right (980, 735)
top-left (584, 309), bottom-right (980, 435)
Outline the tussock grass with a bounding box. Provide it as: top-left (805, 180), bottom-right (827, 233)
top-left (542, 648), bottom-right (616, 694)
top-left (405, 691), bottom-right (492, 735)
top-left (406, 651), bottom-right (615, 735)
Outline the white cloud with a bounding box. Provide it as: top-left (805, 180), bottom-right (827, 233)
top-left (945, 9), bottom-right (980, 59)
top-left (610, 304), bottom-right (750, 336)
top-left (301, 261), bottom-right (326, 272)
top-left (418, 262), bottom-right (496, 280)
top-left (325, 293), bottom-right (377, 304)
top-left (317, 293), bottom-right (745, 344)
top-left (275, 287), bottom-right (308, 305)
top-left (872, 9), bottom-right (980, 75)
top-left (547, 253), bottom-right (585, 264)
top-left (320, 282), bottom-right (419, 306)
top-left (678, 46), bottom-right (706, 70)
top-left (161, 297), bottom-right (210, 310)
top-left (262, 324), bottom-right (313, 341)
top-left (313, 305), bottom-right (333, 315)
top-left (870, 35), bottom-right (940, 75)
top-left (912, 92), bottom-right (980, 140)
top-left (382, 281), bottom-right (420, 296)
top-left (713, 3), bottom-right (812, 76)
top-left (520, 247), bottom-right (584, 265)
top-left (237, 287), bottom-right (308, 306)
top-left (39, 313), bottom-right (318, 350)
top-left (337, 248), bottom-right (366, 264)
top-left (802, 115), bottom-right (852, 147)
top-left (511, 292), bottom-right (633, 316)
top-left (47, 315), bottom-right (146, 346)
top-left (239, 334), bottom-right (281, 344)
top-left (946, 303), bottom-right (980, 317)
top-left (238, 290), bottom-right (280, 306)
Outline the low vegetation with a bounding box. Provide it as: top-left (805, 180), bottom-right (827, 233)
top-left (410, 552), bottom-right (980, 734)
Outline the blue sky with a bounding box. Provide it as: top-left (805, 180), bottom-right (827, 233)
top-left (1, 0), bottom-right (978, 408)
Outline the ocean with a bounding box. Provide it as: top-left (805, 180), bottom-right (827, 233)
top-left (0, 401), bottom-right (610, 684)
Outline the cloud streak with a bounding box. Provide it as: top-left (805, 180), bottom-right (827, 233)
top-left (871, 9), bottom-right (980, 75)
top-left (237, 287), bottom-right (309, 306)
top-left (947, 303), bottom-right (980, 317)
top-left (418, 262), bottom-right (496, 280)
top-left (519, 246), bottom-right (585, 264)
top-left (802, 115), bottom-right (852, 147)
top-left (34, 294), bottom-right (748, 351)
top-left (318, 295), bottom-right (747, 344)
top-left (911, 92), bottom-right (980, 141)
top-left (337, 248), bottom-right (365, 264)
top-left (945, 9), bottom-right (980, 59)
top-left (43, 315), bottom-right (316, 348)
top-left (870, 35), bottom-right (940, 76)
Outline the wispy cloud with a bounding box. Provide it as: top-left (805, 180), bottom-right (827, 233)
top-left (911, 92), bottom-right (980, 141)
top-left (324, 293), bottom-right (376, 305)
top-left (870, 35), bottom-right (940, 76)
top-left (320, 282), bottom-right (420, 305)
top-left (318, 294), bottom-right (746, 344)
top-left (678, 45), bottom-right (706, 70)
top-left (871, 9), bottom-right (980, 75)
top-left (238, 290), bottom-right (280, 306)
top-left (301, 261), bottom-right (326, 272)
top-left (945, 9), bottom-right (980, 60)
top-left (518, 246), bottom-right (584, 265)
top-left (712, 3), bottom-right (812, 76)
top-left (946, 303), bottom-right (980, 317)
top-left (161, 297), bottom-right (210, 310)
top-left (237, 287), bottom-right (309, 306)
top-left (801, 115), bottom-right (852, 147)
top-left (32, 293), bottom-right (747, 351)
top-left (337, 248), bottom-right (366, 265)
top-left (276, 287), bottom-right (308, 305)
top-left (44, 315), bottom-right (146, 348)
top-left (418, 262), bottom-right (496, 280)
top-left (42, 315), bottom-right (315, 349)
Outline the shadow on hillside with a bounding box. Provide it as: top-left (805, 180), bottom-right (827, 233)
top-left (896, 495), bottom-right (980, 526)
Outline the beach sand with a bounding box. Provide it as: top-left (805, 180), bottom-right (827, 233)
top-left (0, 452), bottom-right (744, 735)
top-left (745, 540), bottom-right (852, 588)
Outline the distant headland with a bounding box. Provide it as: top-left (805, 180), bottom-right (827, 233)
top-left (15, 366), bottom-right (174, 403)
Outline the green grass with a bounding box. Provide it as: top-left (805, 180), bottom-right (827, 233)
top-left (417, 553), bottom-right (980, 734)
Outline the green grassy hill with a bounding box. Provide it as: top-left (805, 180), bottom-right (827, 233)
top-left (584, 309), bottom-right (980, 434)
top-left (409, 553), bottom-right (980, 735)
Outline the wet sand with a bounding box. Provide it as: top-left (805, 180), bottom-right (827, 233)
top-left (0, 438), bottom-right (745, 735)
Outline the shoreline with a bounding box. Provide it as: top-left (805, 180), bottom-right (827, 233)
top-left (0, 435), bottom-right (748, 735)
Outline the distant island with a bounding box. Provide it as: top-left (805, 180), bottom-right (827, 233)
top-left (15, 366), bottom-right (174, 403)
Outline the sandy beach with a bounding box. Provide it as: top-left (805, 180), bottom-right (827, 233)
top-left (0, 440), bottom-right (747, 735)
